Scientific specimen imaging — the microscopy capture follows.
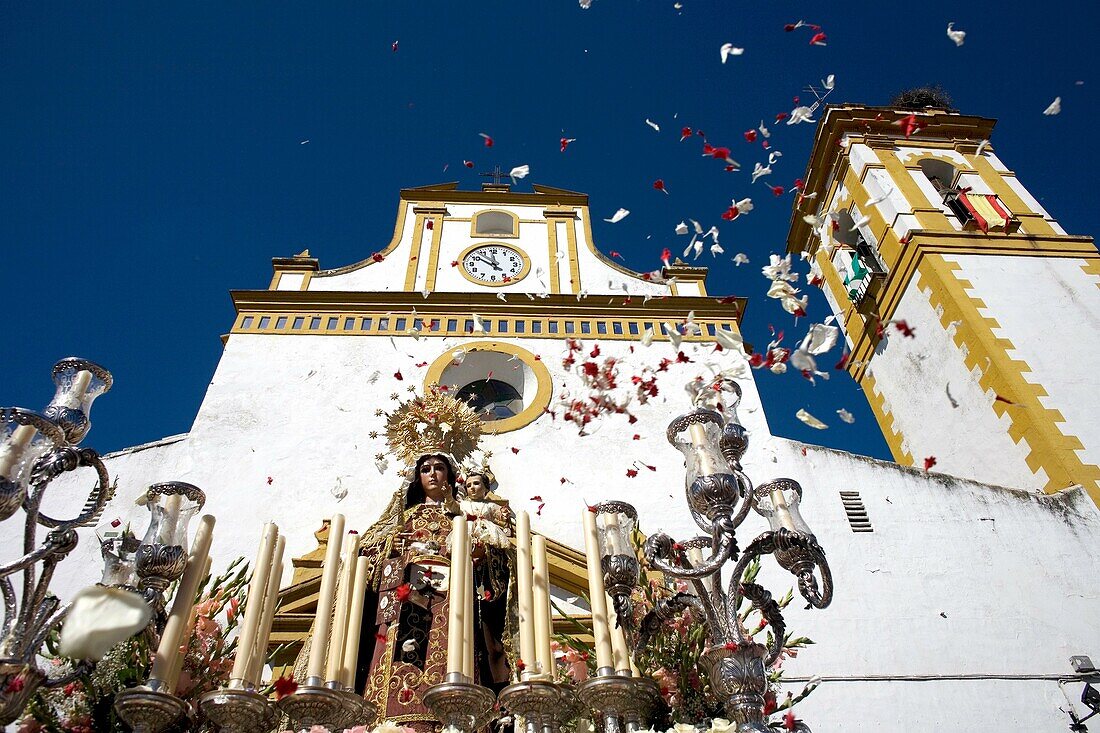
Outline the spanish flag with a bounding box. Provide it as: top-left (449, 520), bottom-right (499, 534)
top-left (959, 193), bottom-right (1011, 233)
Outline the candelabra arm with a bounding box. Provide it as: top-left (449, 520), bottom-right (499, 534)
top-left (739, 583), bottom-right (785, 665)
top-left (794, 543), bottom-right (833, 610)
top-left (13, 531), bottom-right (76, 656)
top-left (724, 533), bottom-right (772, 647)
top-left (31, 449), bottom-right (113, 531)
top-left (1, 577), bottom-right (14, 639)
top-left (0, 533), bottom-right (73, 578)
top-left (23, 601), bottom-right (69, 664)
top-left (644, 531), bottom-right (735, 582)
top-left (637, 591), bottom-right (715, 650)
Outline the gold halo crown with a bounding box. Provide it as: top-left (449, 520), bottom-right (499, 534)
top-left (385, 384), bottom-right (483, 467)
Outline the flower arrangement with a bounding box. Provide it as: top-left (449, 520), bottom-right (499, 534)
top-left (17, 558), bottom-right (250, 733)
top-left (551, 556), bottom-right (820, 731)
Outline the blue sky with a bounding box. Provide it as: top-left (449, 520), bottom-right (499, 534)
top-left (2, 2), bottom-right (1095, 457)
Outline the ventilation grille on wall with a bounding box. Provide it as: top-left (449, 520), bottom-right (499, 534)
top-left (840, 491), bottom-right (873, 532)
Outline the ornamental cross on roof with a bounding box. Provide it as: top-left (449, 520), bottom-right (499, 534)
top-left (479, 165), bottom-right (508, 185)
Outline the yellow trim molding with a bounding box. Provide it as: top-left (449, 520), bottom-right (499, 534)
top-left (423, 340), bottom-right (552, 434)
top-left (456, 242), bottom-right (532, 287)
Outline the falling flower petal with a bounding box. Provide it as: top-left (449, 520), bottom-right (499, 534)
top-left (720, 43), bottom-right (744, 62)
top-left (946, 22), bottom-right (966, 46)
top-left (58, 585), bottom-right (152, 661)
top-left (795, 409), bottom-right (828, 430)
top-left (1043, 97), bottom-right (1061, 115)
top-left (837, 408), bottom-right (855, 424)
top-left (645, 118), bottom-right (660, 132)
top-left (479, 132), bottom-right (494, 147)
top-left (604, 208), bottom-right (630, 223)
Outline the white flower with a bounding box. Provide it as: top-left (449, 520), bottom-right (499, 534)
top-left (788, 106), bottom-right (816, 125)
top-left (779, 293), bottom-right (809, 316)
top-left (766, 279), bottom-right (799, 300)
top-left (376, 722), bottom-right (415, 733)
top-left (58, 585), bottom-right (151, 661)
top-left (708, 719), bottom-right (736, 733)
top-left (761, 254), bottom-right (797, 283)
top-left (669, 724), bottom-right (697, 733)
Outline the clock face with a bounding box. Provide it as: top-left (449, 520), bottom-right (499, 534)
top-left (461, 244), bottom-right (527, 284)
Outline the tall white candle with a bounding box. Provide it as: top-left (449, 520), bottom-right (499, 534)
top-left (446, 516), bottom-right (469, 675)
top-left (532, 535), bottom-right (553, 678)
top-left (462, 533), bottom-right (474, 679)
top-left (58, 370), bottom-right (93, 409)
top-left (160, 494), bottom-right (183, 544)
top-left (688, 422), bottom-right (722, 476)
top-left (232, 523), bottom-right (279, 685)
top-left (515, 511), bottom-right (535, 676)
top-left (163, 553), bottom-right (214, 693)
top-left (307, 514), bottom-right (345, 682)
top-left (326, 531), bottom-right (359, 683)
top-left (0, 425), bottom-right (37, 478)
top-left (602, 513), bottom-right (626, 556)
top-left (341, 555), bottom-right (370, 688)
top-left (248, 535), bottom-right (285, 686)
top-left (607, 593), bottom-right (631, 675)
top-left (581, 509), bottom-right (614, 672)
top-left (770, 487), bottom-right (798, 532)
top-left (150, 514), bottom-right (215, 686)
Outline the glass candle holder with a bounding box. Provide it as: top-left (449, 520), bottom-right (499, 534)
top-left (136, 482), bottom-right (206, 596)
top-left (140, 482), bottom-right (205, 549)
top-left (43, 358), bottom-right (113, 445)
top-left (100, 530), bottom-right (140, 588)
top-left (0, 409), bottom-right (65, 522)
top-left (667, 409), bottom-right (740, 522)
top-left (597, 509), bottom-right (635, 558)
top-left (752, 479), bottom-right (814, 536)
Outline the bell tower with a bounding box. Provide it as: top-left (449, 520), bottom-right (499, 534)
top-left (787, 101), bottom-right (1100, 502)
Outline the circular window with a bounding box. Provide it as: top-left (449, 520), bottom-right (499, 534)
top-left (456, 379), bottom-right (522, 420)
top-left (423, 341), bottom-right (552, 434)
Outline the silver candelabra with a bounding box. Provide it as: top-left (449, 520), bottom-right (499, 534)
top-left (0, 359), bottom-right (206, 727)
top-left (597, 382), bottom-right (833, 733)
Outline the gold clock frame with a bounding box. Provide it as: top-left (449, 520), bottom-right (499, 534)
top-left (457, 242), bottom-right (531, 287)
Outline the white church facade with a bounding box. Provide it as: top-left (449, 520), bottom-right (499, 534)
top-left (34, 106), bottom-right (1100, 731)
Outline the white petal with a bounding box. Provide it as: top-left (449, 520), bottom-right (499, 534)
top-left (715, 328), bottom-right (744, 351)
top-left (58, 586), bottom-right (151, 661)
top-left (795, 409), bottom-right (828, 429)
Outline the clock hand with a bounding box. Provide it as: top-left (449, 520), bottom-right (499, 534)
top-left (474, 255), bottom-right (502, 271)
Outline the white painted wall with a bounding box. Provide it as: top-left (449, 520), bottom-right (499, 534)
top-left (947, 253), bottom-right (1100, 476)
top-left (860, 274), bottom-right (1045, 490)
top-left (306, 200), bottom-right (671, 298)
